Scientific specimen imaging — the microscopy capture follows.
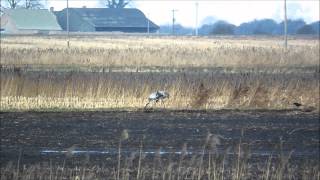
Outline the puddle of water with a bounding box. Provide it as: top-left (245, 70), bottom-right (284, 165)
top-left (40, 149), bottom-right (193, 156)
top-left (40, 148), bottom-right (318, 158)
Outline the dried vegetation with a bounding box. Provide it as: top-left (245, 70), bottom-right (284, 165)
top-left (1, 35), bottom-right (319, 68)
top-left (0, 35), bottom-right (319, 111)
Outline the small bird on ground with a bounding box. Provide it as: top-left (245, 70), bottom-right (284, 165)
top-left (293, 102), bottom-right (316, 112)
top-left (144, 91), bottom-right (169, 109)
top-left (293, 102), bottom-right (302, 107)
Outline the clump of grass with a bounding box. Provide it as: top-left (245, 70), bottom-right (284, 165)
top-left (191, 83), bottom-right (211, 109)
top-left (117, 129), bottom-right (129, 180)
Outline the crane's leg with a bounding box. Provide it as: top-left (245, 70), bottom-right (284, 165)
top-left (153, 100), bottom-right (157, 108)
top-left (144, 101), bottom-right (150, 110)
top-left (161, 99), bottom-right (165, 108)
top-left (145, 100), bottom-right (157, 110)
top-left (153, 99), bottom-right (159, 108)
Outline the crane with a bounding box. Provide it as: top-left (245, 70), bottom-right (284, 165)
top-left (144, 91), bottom-right (170, 109)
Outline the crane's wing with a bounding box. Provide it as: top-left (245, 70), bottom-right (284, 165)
top-left (158, 91), bottom-right (169, 98)
top-left (149, 92), bottom-right (158, 100)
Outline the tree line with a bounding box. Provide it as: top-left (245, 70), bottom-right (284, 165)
top-left (159, 19), bottom-right (320, 36)
top-left (1, 0), bottom-right (130, 10)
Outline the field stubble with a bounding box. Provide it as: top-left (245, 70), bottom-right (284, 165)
top-left (1, 35), bottom-right (319, 68)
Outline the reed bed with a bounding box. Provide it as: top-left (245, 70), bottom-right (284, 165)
top-left (1, 35), bottom-right (319, 68)
top-left (1, 69), bottom-right (319, 111)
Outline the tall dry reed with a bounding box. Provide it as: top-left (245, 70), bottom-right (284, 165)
top-left (1, 68), bottom-right (319, 111)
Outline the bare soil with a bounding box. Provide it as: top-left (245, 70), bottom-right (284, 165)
top-left (1, 110), bottom-right (319, 167)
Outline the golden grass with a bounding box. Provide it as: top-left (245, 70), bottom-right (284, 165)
top-left (1, 35), bottom-right (319, 68)
top-left (1, 70), bottom-right (319, 111)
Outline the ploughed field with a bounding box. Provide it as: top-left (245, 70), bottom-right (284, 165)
top-left (1, 110), bottom-right (319, 163)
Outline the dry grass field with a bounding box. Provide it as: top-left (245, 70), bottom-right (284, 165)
top-left (1, 35), bottom-right (319, 68)
top-left (0, 35), bottom-right (319, 111)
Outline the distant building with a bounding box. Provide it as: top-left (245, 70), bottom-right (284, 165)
top-left (0, 9), bottom-right (62, 34)
top-left (54, 8), bottom-right (159, 33)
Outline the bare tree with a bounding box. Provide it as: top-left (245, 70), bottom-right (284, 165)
top-left (2, 0), bottom-right (45, 9)
top-left (284, 0), bottom-right (288, 49)
top-left (6, 0), bottom-right (21, 9)
top-left (25, 0), bottom-right (44, 9)
top-left (105, 0), bottom-right (130, 8)
top-left (0, 2), bottom-right (4, 13)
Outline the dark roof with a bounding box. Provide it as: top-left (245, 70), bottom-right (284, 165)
top-left (58, 8), bottom-right (159, 29)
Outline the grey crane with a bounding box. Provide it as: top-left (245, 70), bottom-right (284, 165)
top-left (144, 91), bottom-right (170, 109)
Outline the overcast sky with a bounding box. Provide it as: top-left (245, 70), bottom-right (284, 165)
top-left (46, 0), bottom-right (319, 27)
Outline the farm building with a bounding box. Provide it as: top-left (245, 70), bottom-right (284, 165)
top-left (0, 9), bottom-right (62, 34)
top-left (54, 8), bottom-right (159, 33)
